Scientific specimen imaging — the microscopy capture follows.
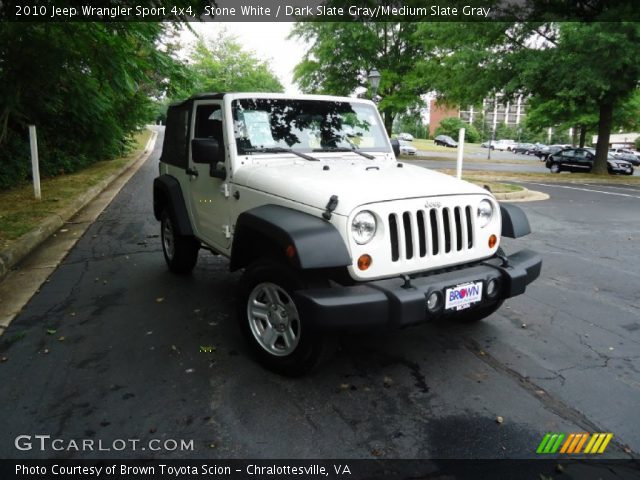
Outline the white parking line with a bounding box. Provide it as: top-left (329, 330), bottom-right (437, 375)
top-left (580, 183), bottom-right (640, 192)
top-left (523, 182), bottom-right (640, 199)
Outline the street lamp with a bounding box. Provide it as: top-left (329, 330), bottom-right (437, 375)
top-left (368, 68), bottom-right (381, 102)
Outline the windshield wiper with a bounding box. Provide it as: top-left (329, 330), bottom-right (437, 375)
top-left (312, 147), bottom-right (375, 160)
top-left (245, 146), bottom-right (319, 162)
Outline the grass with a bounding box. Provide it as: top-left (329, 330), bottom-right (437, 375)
top-left (471, 181), bottom-right (523, 194)
top-left (412, 138), bottom-right (485, 154)
top-left (0, 129), bottom-right (152, 248)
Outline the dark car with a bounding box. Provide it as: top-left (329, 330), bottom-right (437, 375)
top-left (611, 150), bottom-right (640, 166)
top-left (513, 143), bottom-right (535, 154)
top-left (434, 135), bottom-right (458, 148)
top-left (527, 143), bottom-right (546, 156)
top-left (546, 147), bottom-right (634, 175)
top-left (536, 144), bottom-right (568, 161)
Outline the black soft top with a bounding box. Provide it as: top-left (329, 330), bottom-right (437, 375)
top-left (169, 92), bottom-right (225, 108)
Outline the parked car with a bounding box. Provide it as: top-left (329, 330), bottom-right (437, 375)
top-left (398, 139), bottom-right (417, 155)
top-left (434, 134), bottom-right (458, 148)
top-left (513, 143), bottom-right (535, 154)
top-left (491, 139), bottom-right (516, 151)
top-left (528, 143), bottom-right (546, 156)
top-left (399, 132), bottom-right (414, 141)
top-left (610, 148), bottom-right (640, 166)
top-left (480, 140), bottom-right (493, 148)
top-left (546, 147), bottom-right (634, 175)
top-left (536, 144), bottom-right (569, 161)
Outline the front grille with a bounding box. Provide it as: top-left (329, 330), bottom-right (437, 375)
top-left (388, 205), bottom-right (474, 262)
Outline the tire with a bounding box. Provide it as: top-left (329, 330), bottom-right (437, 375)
top-left (160, 209), bottom-right (199, 274)
top-left (237, 259), bottom-right (332, 376)
top-left (625, 168), bottom-right (634, 176)
top-left (550, 163), bottom-right (560, 173)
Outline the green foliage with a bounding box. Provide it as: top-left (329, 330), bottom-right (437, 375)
top-left (177, 31), bottom-right (283, 97)
top-left (0, 21), bottom-right (188, 189)
top-left (635, 137), bottom-right (640, 150)
top-left (417, 18), bottom-right (640, 173)
top-left (393, 110), bottom-right (428, 139)
top-left (435, 117), bottom-right (480, 143)
top-left (290, 22), bottom-right (425, 134)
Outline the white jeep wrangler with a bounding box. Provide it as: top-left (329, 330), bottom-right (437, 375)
top-left (153, 93), bottom-right (541, 375)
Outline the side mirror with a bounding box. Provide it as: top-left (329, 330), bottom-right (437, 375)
top-left (191, 138), bottom-right (226, 179)
top-left (390, 138), bottom-right (400, 157)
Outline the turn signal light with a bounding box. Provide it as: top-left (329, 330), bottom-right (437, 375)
top-left (285, 245), bottom-right (296, 259)
top-left (357, 254), bottom-right (372, 271)
top-left (488, 234), bottom-right (497, 248)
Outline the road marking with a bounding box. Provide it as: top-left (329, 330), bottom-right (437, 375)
top-left (523, 182), bottom-right (640, 199)
top-left (580, 183), bottom-right (640, 192)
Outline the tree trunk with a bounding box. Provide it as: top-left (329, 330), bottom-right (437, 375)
top-left (579, 125), bottom-right (587, 148)
top-left (383, 110), bottom-right (394, 136)
top-left (592, 101), bottom-right (613, 175)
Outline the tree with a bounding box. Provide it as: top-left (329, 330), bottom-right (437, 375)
top-left (178, 31), bottom-right (283, 96)
top-left (0, 21), bottom-right (192, 189)
top-left (417, 19), bottom-right (640, 174)
top-left (290, 22), bottom-right (425, 134)
top-left (435, 117), bottom-right (480, 143)
top-left (393, 109), bottom-right (427, 139)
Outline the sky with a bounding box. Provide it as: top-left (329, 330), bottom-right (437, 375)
top-left (182, 22), bottom-right (306, 94)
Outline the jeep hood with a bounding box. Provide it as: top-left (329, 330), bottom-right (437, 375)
top-left (233, 157), bottom-right (490, 216)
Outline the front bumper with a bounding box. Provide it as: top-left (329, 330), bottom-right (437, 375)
top-left (295, 249), bottom-right (541, 330)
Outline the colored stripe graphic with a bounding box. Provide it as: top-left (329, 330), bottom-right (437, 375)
top-left (574, 433), bottom-right (589, 453)
top-left (538, 433), bottom-right (613, 454)
top-left (536, 433), bottom-right (552, 454)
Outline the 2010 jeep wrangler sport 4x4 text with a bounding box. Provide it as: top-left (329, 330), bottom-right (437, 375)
top-left (153, 93), bottom-right (542, 376)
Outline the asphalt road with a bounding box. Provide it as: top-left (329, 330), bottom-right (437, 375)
top-left (1, 129), bottom-right (639, 462)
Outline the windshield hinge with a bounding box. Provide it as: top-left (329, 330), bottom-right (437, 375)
top-left (322, 195), bottom-right (339, 220)
top-left (223, 225), bottom-right (232, 239)
top-left (221, 183), bottom-right (230, 198)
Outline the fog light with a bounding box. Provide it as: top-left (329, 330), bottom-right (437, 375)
top-left (486, 279), bottom-right (498, 298)
top-left (427, 291), bottom-right (440, 312)
top-left (488, 234), bottom-right (497, 248)
top-left (357, 254), bottom-right (372, 271)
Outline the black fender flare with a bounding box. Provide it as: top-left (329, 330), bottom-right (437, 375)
top-left (500, 203), bottom-right (531, 238)
top-left (153, 175), bottom-right (193, 236)
top-left (230, 205), bottom-right (352, 271)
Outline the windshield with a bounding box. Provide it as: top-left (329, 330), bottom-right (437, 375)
top-left (231, 98), bottom-right (389, 155)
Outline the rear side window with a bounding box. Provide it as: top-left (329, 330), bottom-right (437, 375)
top-left (161, 105), bottom-right (189, 168)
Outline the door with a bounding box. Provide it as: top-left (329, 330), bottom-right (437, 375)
top-left (573, 149), bottom-right (593, 172)
top-left (186, 100), bottom-right (231, 251)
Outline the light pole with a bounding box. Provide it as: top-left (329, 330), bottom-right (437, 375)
top-left (368, 68), bottom-right (381, 103)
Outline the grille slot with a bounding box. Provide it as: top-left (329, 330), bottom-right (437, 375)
top-left (389, 204), bottom-right (475, 262)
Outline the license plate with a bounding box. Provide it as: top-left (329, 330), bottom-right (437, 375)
top-left (445, 282), bottom-right (483, 311)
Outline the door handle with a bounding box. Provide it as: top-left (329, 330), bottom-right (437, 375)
top-left (186, 167), bottom-right (199, 177)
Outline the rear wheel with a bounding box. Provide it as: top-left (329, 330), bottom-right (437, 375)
top-left (160, 209), bottom-right (199, 274)
top-left (237, 259), bottom-right (332, 376)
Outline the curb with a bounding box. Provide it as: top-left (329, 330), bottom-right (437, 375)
top-left (0, 129), bottom-right (157, 280)
top-left (493, 187), bottom-right (549, 202)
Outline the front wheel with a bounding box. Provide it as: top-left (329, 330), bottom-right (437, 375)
top-left (550, 163), bottom-right (560, 173)
top-left (160, 209), bottom-right (199, 274)
top-left (237, 260), bottom-right (332, 376)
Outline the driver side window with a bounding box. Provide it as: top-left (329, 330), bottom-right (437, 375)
top-left (194, 105), bottom-right (223, 144)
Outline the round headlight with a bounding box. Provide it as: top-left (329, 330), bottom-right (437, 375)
top-left (477, 199), bottom-right (494, 228)
top-left (352, 210), bottom-right (377, 245)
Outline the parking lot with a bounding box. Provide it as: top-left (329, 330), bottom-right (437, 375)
top-left (0, 131), bottom-right (638, 460)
